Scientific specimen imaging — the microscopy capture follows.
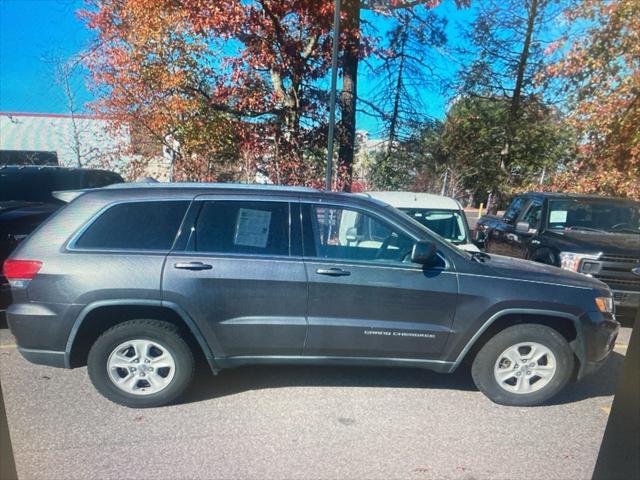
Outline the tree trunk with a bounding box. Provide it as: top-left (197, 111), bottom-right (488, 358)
top-left (502, 0), bottom-right (539, 183)
top-left (510, 0), bottom-right (538, 122)
top-left (337, 0), bottom-right (361, 192)
top-left (386, 30), bottom-right (407, 161)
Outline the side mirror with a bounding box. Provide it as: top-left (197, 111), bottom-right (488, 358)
top-left (516, 221), bottom-right (536, 234)
top-left (504, 215), bottom-right (515, 224)
top-left (345, 227), bottom-right (358, 243)
top-left (411, 241), bottom-right (438, 266)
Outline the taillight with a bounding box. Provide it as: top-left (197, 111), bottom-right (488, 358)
top-left (3, 259), bottom-right (43, 286)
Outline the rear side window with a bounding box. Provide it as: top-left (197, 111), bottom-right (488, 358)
top-left (74, 201), bottom-right (189, 250)
top-left (194, 201), bottom-right (290, 256)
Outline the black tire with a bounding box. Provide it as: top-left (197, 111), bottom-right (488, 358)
top-left (87, 319), bottom-right (195, 408)
top-left (471, 324), bottom-right (574, 406)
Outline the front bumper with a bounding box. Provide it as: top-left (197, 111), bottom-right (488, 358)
top-left (576, 311), bottom-right (620, 380)
top-left (613, 290), bottom-right (639, 326)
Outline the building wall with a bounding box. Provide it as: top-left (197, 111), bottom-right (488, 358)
top-left (0, 112), bottom-right (171, 180)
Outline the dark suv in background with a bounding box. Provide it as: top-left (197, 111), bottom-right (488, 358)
top-left (5, 184), bottom-right (619, 408)
top-left (0, 165), bottom-right (123, 310)
top-left (475, 193), bottom-right (640, 325)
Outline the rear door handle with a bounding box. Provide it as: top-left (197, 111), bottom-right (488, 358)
top-left (316, 268), bottom-right (351, 277)
top-left (174, 262), bottom-right (212, 271)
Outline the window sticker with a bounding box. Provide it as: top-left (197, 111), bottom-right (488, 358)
top-left (234, 208), bottom-right (272, 248)
top-left (549, 210), bottom-right (567, 223)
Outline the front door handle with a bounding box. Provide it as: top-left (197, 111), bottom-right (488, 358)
top-left (174, 262), bottom-right (212, 271)
top-left (316, 268), bottom-right (351, 277)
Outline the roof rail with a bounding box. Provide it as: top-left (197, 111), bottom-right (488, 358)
top-left (103, 182), bottom-right (318, 192)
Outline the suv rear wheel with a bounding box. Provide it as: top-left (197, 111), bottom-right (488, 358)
top-left (471, 324), bottom-right (574, 406)
top-left (87, 319), bottom-right (195, 408)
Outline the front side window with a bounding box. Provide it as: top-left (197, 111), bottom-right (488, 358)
top-left (306, 205), bottom-right (415, 264)
top-left (74, 201), bottom-right (189, 250)
top-left (194, 201), bottom-right (290, 256)
top-left (521, 202), bottom-right (543, 230)
top-left (401, 208), bottom-right (467, 244)
top-left (504, 196), bottom-right (527, 222)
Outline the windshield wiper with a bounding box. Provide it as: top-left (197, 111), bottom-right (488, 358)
top-left (470, 251), bottom-right (491, 263)
top-left (609, 228), bottom-right (640, 234)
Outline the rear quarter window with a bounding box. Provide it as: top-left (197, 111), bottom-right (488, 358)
top-left (73, 200), bottom-right (189, 250)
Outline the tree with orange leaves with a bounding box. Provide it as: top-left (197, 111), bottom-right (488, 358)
top-left (82, 0), bottom-right (337, 184)
top-left (543, 0), bottom-right (639, 199)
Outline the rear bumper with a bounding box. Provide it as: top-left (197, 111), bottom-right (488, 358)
top-left (0, 276), bottom-right (11, 311)
top-left (8, 301), bottom-right (72, 368)
top-left (17, 347), bottom-right (66, 368)
top-left (6, 302), bottom-right (77, 368)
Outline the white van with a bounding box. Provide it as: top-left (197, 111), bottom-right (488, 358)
top-left (362, 191), bottom-right (480, 252)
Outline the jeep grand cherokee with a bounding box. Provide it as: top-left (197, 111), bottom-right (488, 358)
top-left (4, 184), bottom-right (620, 408)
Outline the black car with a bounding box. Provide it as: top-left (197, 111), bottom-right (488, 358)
top-left (0, 165), bottom-right (123, 310)
top-left (4, 184), bottom-right (619, 408)
top-left (475, 193), bottom-right (640, 325)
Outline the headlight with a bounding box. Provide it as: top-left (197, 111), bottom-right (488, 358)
top-left (559, 251), bottom-right (601, 273)
top-left (595, 296), bottom-right (614, 313)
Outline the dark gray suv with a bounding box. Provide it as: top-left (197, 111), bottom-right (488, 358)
top-left (4, 184), bottom-right (620, 408)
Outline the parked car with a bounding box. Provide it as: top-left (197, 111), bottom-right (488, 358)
top-left (474, 192), bottom-right (640, 325)
top-left (5, 183), bottom-right (619, 408)
top-left (0, 165), bottom-right (123, 310)
top-left (363, 191), bottom-right (480, 252)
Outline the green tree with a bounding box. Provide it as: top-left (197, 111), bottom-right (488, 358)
top-left (440, 96), bottom-right (577, 205)
top-left (457, 0), bottom-right (568, 208)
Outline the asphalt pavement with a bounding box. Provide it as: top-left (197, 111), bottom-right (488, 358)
top-left (0, 320), bottom-right (632, 480)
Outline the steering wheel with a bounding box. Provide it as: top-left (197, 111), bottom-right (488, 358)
top-left (374, 234), bottom-right (395, 259)
top-left (610, 223), bottom-right (635, 231)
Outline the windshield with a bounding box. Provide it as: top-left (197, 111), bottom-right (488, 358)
top-left (400, 208), bottom-right (469, 244)
top-left (547, 199), bottom-right (640, 234)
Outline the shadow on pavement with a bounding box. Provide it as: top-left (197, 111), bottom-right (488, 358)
top-left (179, 350), bottom-right (626, 406)
top-left (551, 351), bottom-right (626, 406)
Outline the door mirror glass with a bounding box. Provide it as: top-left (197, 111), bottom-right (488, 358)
top-left (411, 241), bottom-right (438, 266)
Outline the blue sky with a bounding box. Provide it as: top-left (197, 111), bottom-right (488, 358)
top-left (0, 0), bottom-right (474, 135)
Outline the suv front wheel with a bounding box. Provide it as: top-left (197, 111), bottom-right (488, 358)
top-left (471, 324), bottom-right (574, 406)
top-left (87, 319), bottom-right (195, 408)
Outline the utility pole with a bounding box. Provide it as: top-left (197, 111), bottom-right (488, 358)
top-left (325, 0), bottom-right (341, 191)
top-left (539, 166), bottom-right (546, 185)
top-left (441, 169), bottom-right (449, 196)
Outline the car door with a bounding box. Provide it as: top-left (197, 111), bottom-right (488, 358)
top-left (162, 196), bottom-right (308, 357)
top-left (512, 199), bottom-right (544, 258)
top-left (300, 202), bottom-right (458, 360)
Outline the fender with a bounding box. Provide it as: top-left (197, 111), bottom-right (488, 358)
top-left (449, 308), bottom-right (586, 374)
top-left (64, 299), bottom-right (220, 372)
